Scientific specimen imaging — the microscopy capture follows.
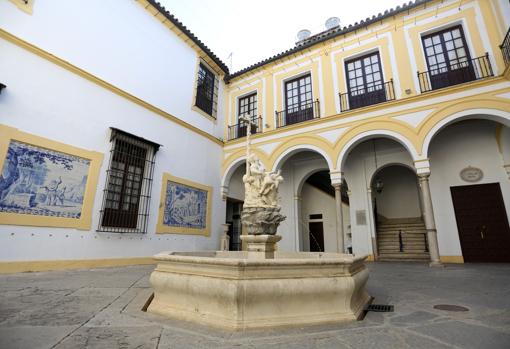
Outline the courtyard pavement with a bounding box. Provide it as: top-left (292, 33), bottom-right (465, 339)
top-left (1, 262), bottom-right (510, 349)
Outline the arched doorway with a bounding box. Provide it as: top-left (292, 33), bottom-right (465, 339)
top-left (371, 164), bottom-right (429, 261)
top-left (426, 118), bottom-right (510, 262)
top-left (299, 171), bottom-right (350, 252)
top-left (340, 136), bottom-right (423, 261)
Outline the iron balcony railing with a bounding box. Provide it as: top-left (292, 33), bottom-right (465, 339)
top-left (500, 27), bottom-right (510, 67)
top-left (227, 115), bottom-right (262, 141)
top-left (275, 99), bottom-right (320, 128)
top-left (418, 53), bottom-right (493, 93)
top-left (339, 79), bottom-right (395, 112)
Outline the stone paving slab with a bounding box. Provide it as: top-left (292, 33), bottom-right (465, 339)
top-left (0, 263), bottom-right (510, 348)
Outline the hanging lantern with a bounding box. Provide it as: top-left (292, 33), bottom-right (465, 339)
top-left (374, 177), bottom-right (384, 193)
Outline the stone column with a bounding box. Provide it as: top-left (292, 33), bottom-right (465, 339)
top-left (330, 171), bottom-right (345, 253)
top-left (366, 188), bottom-right (378, 260)
top-left (293, 195), bottom-right (302, 252)
top-left (333, 183), bottom-right (345, 253)
top-left (220, 186), bottom-right (229, 201)
top-left (417, 173), bottom-right (442, 267)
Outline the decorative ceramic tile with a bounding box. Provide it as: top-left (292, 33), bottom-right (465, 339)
top-left (0, 141), bottom-right (90, 219)
top-left (163, 180), bottom-right (207, 229)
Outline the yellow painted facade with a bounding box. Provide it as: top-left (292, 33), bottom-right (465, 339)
top-left (222, 0), bottom-right (510, 177)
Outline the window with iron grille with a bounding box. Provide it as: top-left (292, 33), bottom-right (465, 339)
top-left (345, 52), bottom-right (385, 109)
top-left (422, 25), bottom-right (474, 89)
top-left (195, 63), bottom-right (218, 117)
top-left (236, 93), bottom-right (258, 138)
top-left (98, 129), bottom-right (159, 233)
top-left (238, 93), bottom-right (257, 120)
top-left (284, 74), bottom-right (313, 125)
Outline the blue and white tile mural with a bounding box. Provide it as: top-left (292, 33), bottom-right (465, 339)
top-left (0, 141), bottom-right (90, 219)
top-left (163, 180), bottom-right (207, 229)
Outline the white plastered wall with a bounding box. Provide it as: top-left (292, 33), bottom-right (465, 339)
top-left (300, 184), bottom-right (350, 252)
top-left (0, 25), bottom-right (225, 261)
top-left (373, 166), bottom-right (422, 220)
top-left (0, 0), bottom-right (226, 139)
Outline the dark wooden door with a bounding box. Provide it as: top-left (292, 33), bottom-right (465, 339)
top-left (309, 222), bottom-right (325, 252)
top-left (451, 183), bottom-right (510, 262)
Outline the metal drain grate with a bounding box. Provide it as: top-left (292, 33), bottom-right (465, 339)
top-left (433, 304), bottom-right (469, 312)
top-left (366, 304), bottom-right (394, 312)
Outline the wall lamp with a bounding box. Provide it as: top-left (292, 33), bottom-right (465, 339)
top-left (0, 83), bottom-right (6, 94)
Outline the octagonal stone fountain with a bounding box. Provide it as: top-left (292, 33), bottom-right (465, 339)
top-left (147, 116), bottom-right (371, 330)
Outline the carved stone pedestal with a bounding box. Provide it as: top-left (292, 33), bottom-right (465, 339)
top-left (240, 234), bottom-right (281, 259)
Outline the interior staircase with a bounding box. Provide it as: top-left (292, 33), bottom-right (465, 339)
top-left (376, 218), bottom-right (430, 262)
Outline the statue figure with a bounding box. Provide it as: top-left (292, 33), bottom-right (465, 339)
top-left (239, 114), bottom-right (286, 235)
top-left (243, 154), bottom-right (267, 207)
top-left (259, 170), bottom-right (283, 207)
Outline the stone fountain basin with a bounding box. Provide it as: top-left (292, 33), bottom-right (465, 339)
top-left (148, 251), bottom-right (371, 330)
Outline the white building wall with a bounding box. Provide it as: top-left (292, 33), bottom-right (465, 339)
top-left (374, 166), bottom-right (421, 219)
top-left (0, 0), bottom-right (226, 139)
top-left (429, 120), bottom-right (510, 257)
top-left (300, 184), bottom-right (350, 252)
top-left (0, 22), bottom-right (225, 261)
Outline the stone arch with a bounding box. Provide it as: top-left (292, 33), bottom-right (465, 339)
top-left (369, 162), bottom-right (417, 186)
top-left (221, 148), bottom-right (269, 189)
top-left (270, 139), bottom-right (334, 172)
top-left (295, 166), bottom-right (330, 197)
top-left (420, 106), bottom-right (510, 157)
top-left (336, 129), bottom-right (421, 171)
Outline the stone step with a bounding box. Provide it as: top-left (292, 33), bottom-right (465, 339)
top-left (378, 253), bottom-right (430, 261)
top-left (377, 237), bottom-right (427, 243)
top-left (378, 243), bottom-right (427, 249)
top-left (377, 228), bottom-right (426, 233)
top-left (378, 222), bottom-right (425, 227)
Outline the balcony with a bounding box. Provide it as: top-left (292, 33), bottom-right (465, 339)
top-left (418, 53), bottom-right (494, 93)
top-left (339, 80), bottom-right (395, 112)
top-left (227, 115), bottom-right (262, 141)
top-left (275, 99), bottom-right (320, 128)
top-left (501, 27), bottom-right (510, 68)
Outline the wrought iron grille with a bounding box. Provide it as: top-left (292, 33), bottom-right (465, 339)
top-left (98, 128), bottom-right (159, 233)
top-left (339, 80), bottom-right (395, 112)
top-left (195, 63), bottom-right (217, 117)
top-left (227, 115), bottom-right (262, 140)
top-left (501, 27), bottom-right (510, 67)
top-left (275, 99), bottom-right (320, 128)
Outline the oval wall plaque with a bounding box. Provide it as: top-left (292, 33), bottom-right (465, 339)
top-left (460, 166), bottom-right (483, 183)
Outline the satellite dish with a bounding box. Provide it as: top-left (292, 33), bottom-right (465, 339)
top-left (325, 17), bottom-right (340, 30)
top-left (296, 29), bottom-right (311, 42)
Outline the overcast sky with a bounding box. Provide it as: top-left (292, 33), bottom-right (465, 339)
top-left (159, 0), bottom-right (408, 73)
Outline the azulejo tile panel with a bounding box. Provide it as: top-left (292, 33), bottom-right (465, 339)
top-left (157, 173), bottom-right (212, 236)
top-left (163, 180), bottom-right (207, 229)
top-left (0, 124), bottom-right (103, 229)
top-left (0, 141), bottom-right (90, 218)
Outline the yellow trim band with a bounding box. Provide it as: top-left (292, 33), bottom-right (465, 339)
top-left (0, 257), bottom-right (156, 274)
top-left (0, 28), bottom-right (223, 146)
top-left (439, 256), bottom-right (464, 264)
